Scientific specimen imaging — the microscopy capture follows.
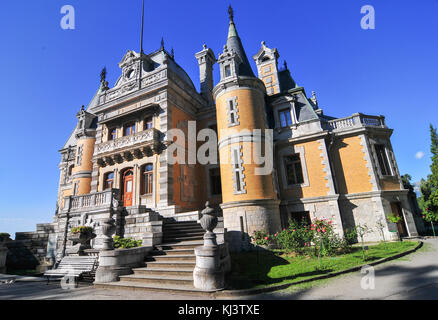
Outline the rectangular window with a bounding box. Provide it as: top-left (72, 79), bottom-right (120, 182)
top-left (231, 147), bottom-right (245, 194)
top-left (142, 164), bottom-right (153, 195)
top-left (224, 65), bottom-right (231, 77)
top-left (76, 145), bottom-right (83, 166)
top-left (209, 168), bottom-right (222, 196)
top-left (375, 144), bottom-right (392, 176)
top-left (227, 98), bottom-right (239, 126)
top-left (144, 117), bottom-right (153, 130)
top-left (284, 154), bottom-right (304, 185)
top-left (109, 128), bottom-right (117, 141)
top-left (279, 109), bottom-right (292, 127)
top-left (104, 172), bottom-right (114, 190)
top-left (124, 123), bottom-right (136, 136)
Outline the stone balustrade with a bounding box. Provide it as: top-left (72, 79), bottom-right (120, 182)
top-left (62, 189), bottom-right (120, 214)
top-left (323, 113), bottom-right (386, 132)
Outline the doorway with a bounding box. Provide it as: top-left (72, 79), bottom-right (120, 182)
top-left (122, 169), bottom-right (134, 207)
top-left (390, 202), bottom-right (408, 237)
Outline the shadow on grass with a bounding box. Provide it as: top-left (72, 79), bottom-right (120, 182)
top-left (226, 247), bottom-right (333, 290)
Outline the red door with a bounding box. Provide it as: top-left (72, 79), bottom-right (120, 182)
top-left (123, 169), bottom-right (134, 207)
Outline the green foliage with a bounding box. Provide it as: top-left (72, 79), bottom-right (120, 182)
top-left (387, 213), bottom-right (402, 224)
top-left (70, 226), bottom-right (94, 234)
top-left (251, 230), bottom-right (272, 246)
top-left (0, 233), bottom-right (10, 237)
top-left (113, 236), bottom-right (142, 249)
top-left (419, 124), bottom-right (438, 227)
top-left (401, 174), bottom-right (414, 192)
top-left (271, 218), bottom-right (353, 257)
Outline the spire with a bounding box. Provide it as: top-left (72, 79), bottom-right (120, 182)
top-left (225, 6), bottom-right (255, 78)
top-left (140, 0), bottom-right (145, 54)
top-left (227, 5), bottom-right (238, 39)
top-left (160, 37), bottom-right (165, 50)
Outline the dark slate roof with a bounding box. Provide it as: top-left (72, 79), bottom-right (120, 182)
top-left (278, 69), bottom-right (297, 92)
top-left (227, 21), bottom-right (255, 78)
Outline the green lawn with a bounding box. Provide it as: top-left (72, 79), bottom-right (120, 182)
top-left (227, 241), bottom-right (419, 290)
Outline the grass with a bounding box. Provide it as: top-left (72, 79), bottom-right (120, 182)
top-left (227, 241), bottom-right (419, 290)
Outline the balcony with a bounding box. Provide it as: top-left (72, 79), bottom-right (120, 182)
top-left (322, 113), bottom-right (386, 132)
top-left (62, 189), bottom-right (120, 214)
top-left (94, 128), bottom-right (163, 167)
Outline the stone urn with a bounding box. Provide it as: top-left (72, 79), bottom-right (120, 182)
top-left (68, 227), bottom-right (96, 255)
top-left (101, 218), bottom-right (116, 251)
top-left (199, 201), bottom-right (218, 246)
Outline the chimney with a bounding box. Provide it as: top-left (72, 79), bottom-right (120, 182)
top-left (195, 44), bottom-right (216, 106)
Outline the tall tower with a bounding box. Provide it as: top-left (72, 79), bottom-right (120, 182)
top-left (213, 7), bottom-right (281, 251)
top-left (71, 106), bottom-right (97, 196)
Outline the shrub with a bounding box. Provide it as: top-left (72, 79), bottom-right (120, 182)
top-left (113, 236), bottom-right (142, 249)
top-left (273, 219), bottom-right (313, 254)
top-left (71, 226), bottom-right (94, 234)
top-left (272, 217), bottom-right (353, 257)
top-left (251, 230), bottom-right (272, 246)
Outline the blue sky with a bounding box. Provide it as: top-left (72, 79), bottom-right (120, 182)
top-left (1, 0), bottom-right (437, 237)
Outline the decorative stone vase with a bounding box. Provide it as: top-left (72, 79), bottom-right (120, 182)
top-left (68, 229), bottom-right (96, 255)
top-left (101, 218), bottom-right (116, 251)
top-left (199, 202), bottom-right (218, 246)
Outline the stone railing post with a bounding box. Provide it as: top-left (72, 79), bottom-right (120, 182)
top-left (193, 202), bottom-right (225, 291)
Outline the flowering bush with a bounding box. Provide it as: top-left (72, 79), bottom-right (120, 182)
top-left (251, 230), bottom-right (272, 246)
top-left (271, 217), bottom-right (353, 256)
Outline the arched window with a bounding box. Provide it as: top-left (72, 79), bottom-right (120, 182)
top-left (104, 172), bottom-right (114, 190)
top-left (124, 122), bottom-right (136, 136)
top-left (141, 164), bottom-right (153, 195)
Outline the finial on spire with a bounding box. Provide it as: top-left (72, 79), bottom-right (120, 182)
top-left (140, 0), bottom-right (145, 54)
top-left (284, 60), bottom-right (288, 70)
top-left (100, 67), bottom-right (107, 84)
top-left (228, 5), bottom-right (234, 22)
top-left (171, 48), bottom-right (174, 59)
top-left (160, 37), bottom-right (165, 50)
top-left (80, 105), bottom-right (85, 112)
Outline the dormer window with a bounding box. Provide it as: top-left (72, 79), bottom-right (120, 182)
top-left (224, 65), bottom-right (231, 77)
top-left (124, 123), bottom-right (136, 136)
top-left (279, 108), bottom-right (292, 127)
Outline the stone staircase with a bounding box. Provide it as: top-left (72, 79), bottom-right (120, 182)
top-left (95, 220), bottom-right (217, 294)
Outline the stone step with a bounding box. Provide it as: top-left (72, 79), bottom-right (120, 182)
top-left (94, 281), bottom-right (218, 295)
top-left (163, 227), bottom-right (204, 234)
top-left (119, 274), bottom-right (193, 286)
top-left (133, 267), bottom-right (194, 277)
top-left (163, 223), bottom-right (202, 229)
top-left (147, 254), bottom-right (195, 262)
top-left (163, 231), bottom-right (205, 238)
top-left (150, 248), bottom-right (194, 256)
top-left (156, 240), bottom-right (203, 250)
top-left (144, 260), bottom-right (196, 269)
top-left (162, 235), bottom-right (204, 242)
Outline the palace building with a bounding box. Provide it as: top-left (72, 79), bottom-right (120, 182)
top-left (42, 7), bottom-right (421, 257)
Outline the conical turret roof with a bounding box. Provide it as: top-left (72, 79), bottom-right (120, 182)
top-left (226, 6), bottom-right (255, 78)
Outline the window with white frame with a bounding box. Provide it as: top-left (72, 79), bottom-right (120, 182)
top-left (284, 154), bottom-right (304, 185)
top-left (375, 144), bottom-right (393, 176)
top-left (224, 65), bottom-right (231, 78)
top-left (76, 145), bottom-right (83, 166)
top-left (227, 97), bottom-right (239, 127)
top-left (231, 146), bottom-right (246, 194)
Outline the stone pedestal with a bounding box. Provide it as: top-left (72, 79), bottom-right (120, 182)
top-left (193, 245), bottom-right (224, 291)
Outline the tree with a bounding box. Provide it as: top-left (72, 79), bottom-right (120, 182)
top-left (419, 124), bottom-right (438, 237)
